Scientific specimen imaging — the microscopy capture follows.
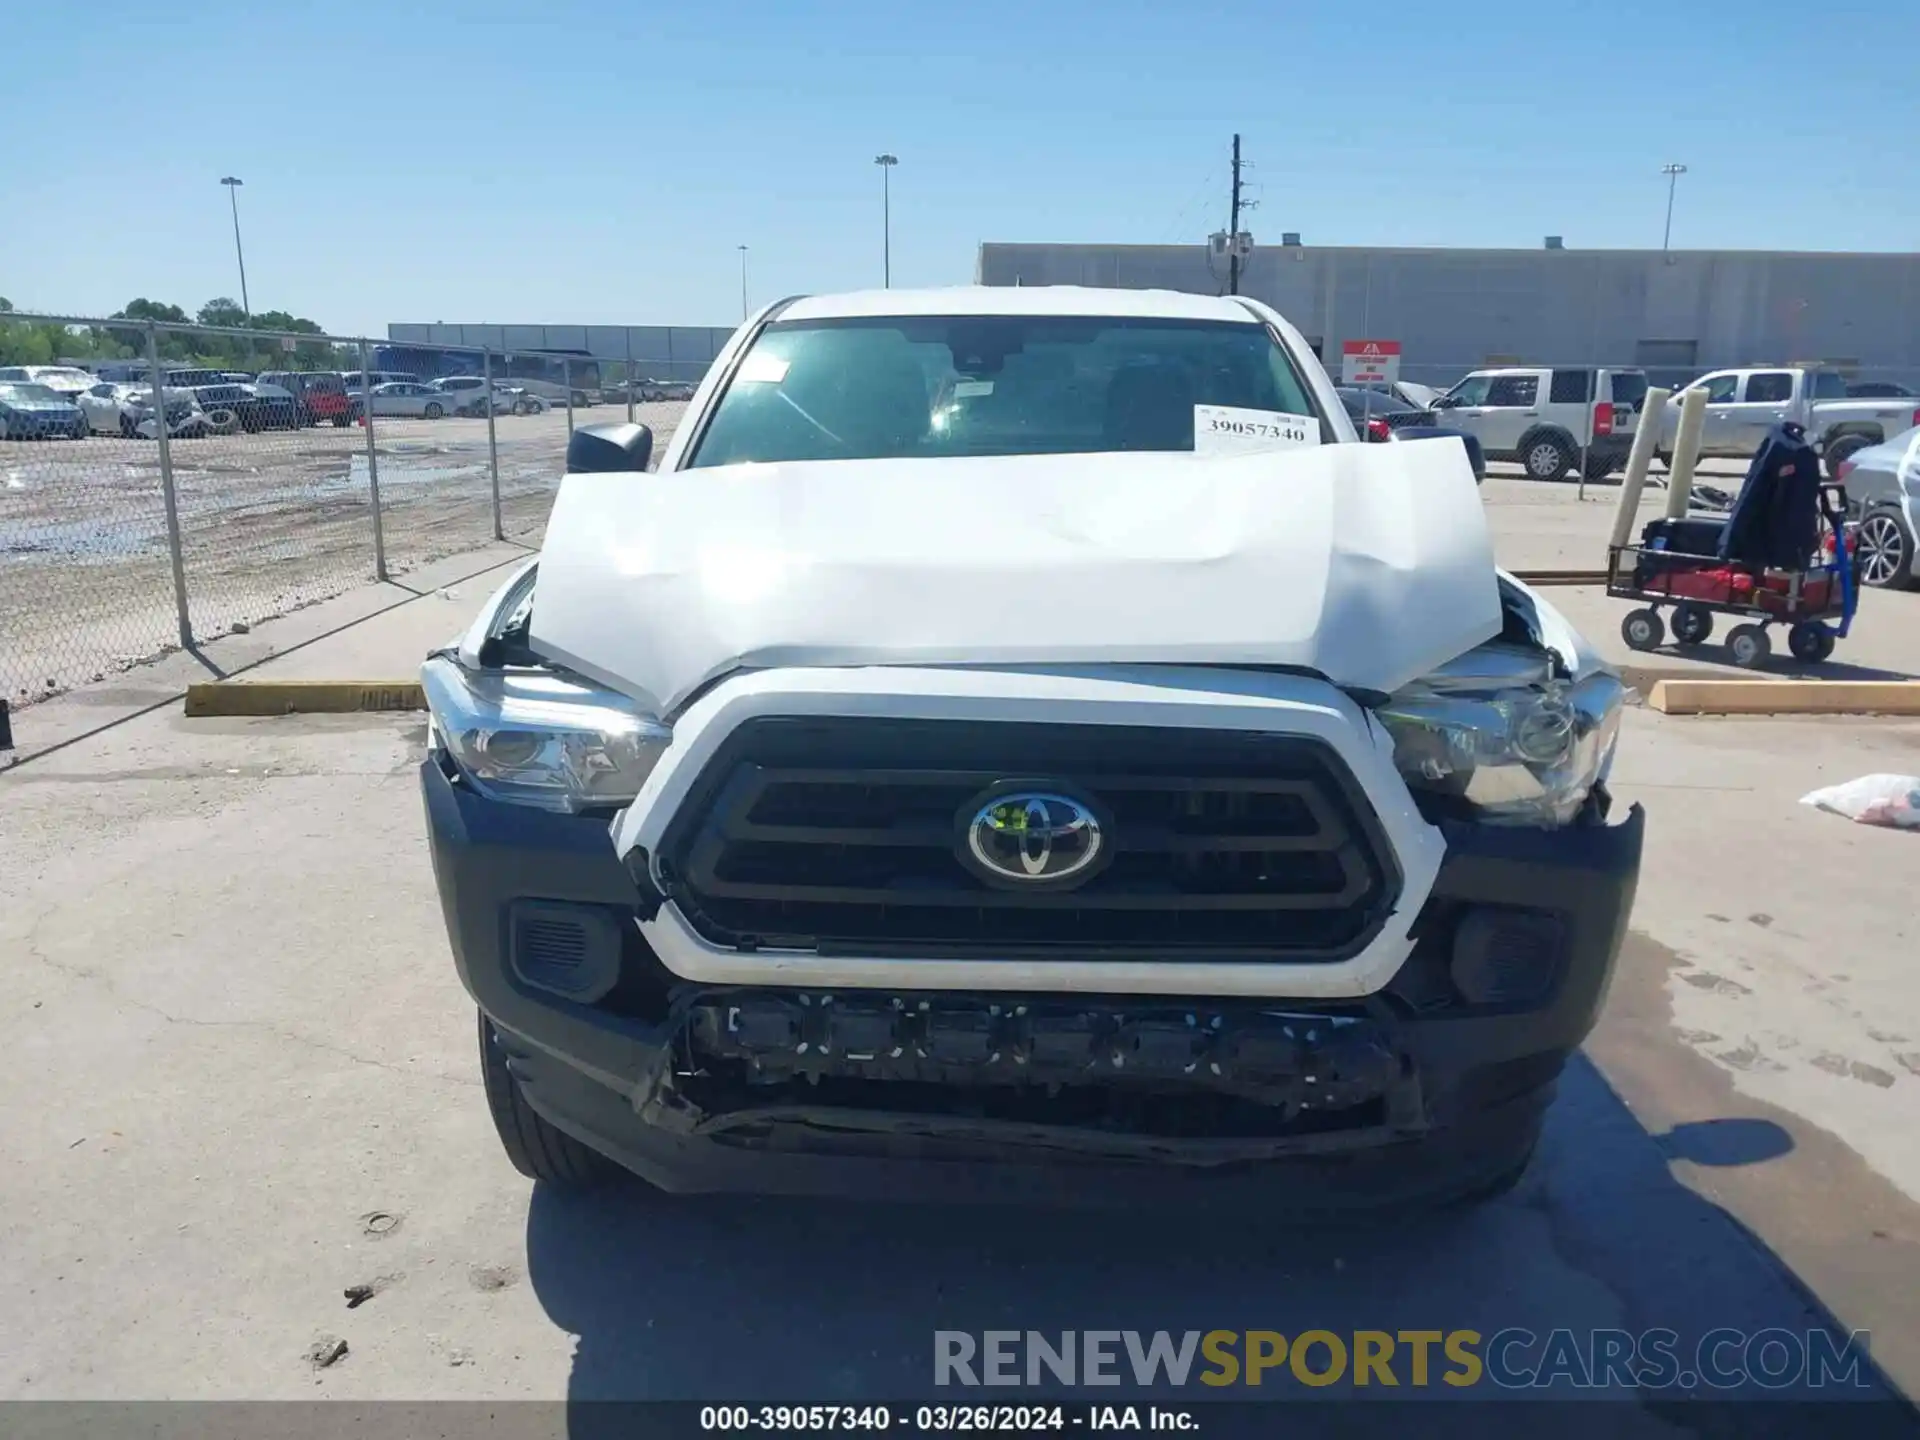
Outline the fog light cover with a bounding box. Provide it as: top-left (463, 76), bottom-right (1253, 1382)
top-left (1450, 907), bottom-right (1565, 1007)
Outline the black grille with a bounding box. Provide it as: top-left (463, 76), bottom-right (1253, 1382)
top-left (658, 718), bottom-right (1400, 961)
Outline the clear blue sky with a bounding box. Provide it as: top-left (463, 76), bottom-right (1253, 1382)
top-left (2, 0), bottom-right (1911, 337)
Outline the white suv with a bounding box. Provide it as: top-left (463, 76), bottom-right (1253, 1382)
top-left (1433, 366), bottom-right (1648, 481)
top-left (419, 285), bottom-right (1640, 1210)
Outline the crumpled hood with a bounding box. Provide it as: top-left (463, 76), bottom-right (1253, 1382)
top-left (528, 440), bottom-right (1505, 714)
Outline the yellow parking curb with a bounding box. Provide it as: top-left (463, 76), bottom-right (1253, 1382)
top-left (1649, 679), bottom-right (1920, 716)
top-left (184, 680), bottom-right (425, 716)
top-left (1511, 569), bottom-right (1608, 586)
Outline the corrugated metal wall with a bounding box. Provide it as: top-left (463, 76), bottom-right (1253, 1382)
top-left (977, 244), bottom-right (1920, 387)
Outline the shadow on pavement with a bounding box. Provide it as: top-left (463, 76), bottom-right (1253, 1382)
top-left (524, 1055), bottom-right (1914, 1427)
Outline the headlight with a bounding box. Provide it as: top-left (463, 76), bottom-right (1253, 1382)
top-left (421, 654), bottom-right (670, 812)
top-left (1374, 642), bottom-right (1624, 827)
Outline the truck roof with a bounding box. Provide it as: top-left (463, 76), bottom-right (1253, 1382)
top-left (778, 286), bottom-right (1263, 325)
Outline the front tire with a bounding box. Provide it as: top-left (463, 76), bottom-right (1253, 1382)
top-left (1621, 607), bottom-right (1665, 651)
top-left (477, 1011), bottom-right (612, 1189)
top-left (1726, 623), bottom-right (1772, 669)
top-left (424, 401), bottom-right (444, 419)
top-left (1857, 508), bottom-right (1916, 590)
top-left (1521, 431), bottom-right (1575, 482)
top-left (1671, 603), bottom-right (1713, 646)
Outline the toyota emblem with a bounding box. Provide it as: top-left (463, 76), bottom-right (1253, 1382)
top-left (963, 791), bottom-right (1105, 887)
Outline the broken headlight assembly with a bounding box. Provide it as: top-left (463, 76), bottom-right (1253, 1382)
top-left (421, 653), bottom-right (671, 813)
top-left (1373, 641), bottom-right (1624, 827)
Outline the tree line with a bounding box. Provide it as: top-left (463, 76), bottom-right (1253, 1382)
top-left (0, 296), bottom-right (347, 370)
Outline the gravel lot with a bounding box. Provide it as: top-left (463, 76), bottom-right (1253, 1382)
top-left (0, 403), bottom-right (686, 707)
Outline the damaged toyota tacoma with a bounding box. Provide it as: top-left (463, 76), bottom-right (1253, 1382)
top-left (420, 286), bottom-right (1642, 1207)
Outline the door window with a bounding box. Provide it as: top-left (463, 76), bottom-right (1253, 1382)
top-left (1445, 375), bottom-right (1492, 406)
top-left (1697, 374), bottom-right (1739, 403)
top-left (1485, 375), bottom-right (1539, 407)
top-left (1744, 372), bottom-right (1794, 404)
top-left (1548, 370), bottom-right (1593, 404)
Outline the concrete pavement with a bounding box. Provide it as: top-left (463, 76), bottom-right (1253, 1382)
top-left (4, 504), bottom-right (1920, 1419)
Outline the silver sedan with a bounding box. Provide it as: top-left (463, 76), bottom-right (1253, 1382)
top-left (1837, 425), bottom-right (1920, 589)
top-left (366, 381), bottom-right (451, 419)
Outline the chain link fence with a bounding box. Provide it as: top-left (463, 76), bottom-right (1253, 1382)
top-left (1, 311), bottom-right (691, 713)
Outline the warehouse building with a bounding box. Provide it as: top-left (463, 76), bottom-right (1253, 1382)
top-left (975, 242), bottom-right (1920, 391)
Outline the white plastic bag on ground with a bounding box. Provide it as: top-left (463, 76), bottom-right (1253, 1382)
top-left (1799, 774), bottom-right (1920, 829)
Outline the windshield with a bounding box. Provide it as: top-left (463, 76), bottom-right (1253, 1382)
top-left (1, 383), bottom-right (62, 403)
top-left (688, 315), bottom-right (1319, 467)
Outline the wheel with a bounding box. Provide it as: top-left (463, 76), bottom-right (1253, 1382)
top-left (1521, 431), bottom-right (1575, 481)
top-left (1788, 621), bottom-right (1835, 664)
top-left (330, 414), bottom-right (351, 427)
top-left (1725, 623), bottom-right (1772, 669)
top-left (477, 1011), bottom-right (611, 1188)
top-left (572, 391), bottom-right (589, 408)
top-left (424, 401), bottom-right (444, 419)
top-left (1671, 603), bottom-right (1713, 646)
top-left (1580, 449), bottom-right (1620, 481)
top-left (512, 400), bottom-right (530, 416)
top-left (1620, 607), bottom-right (1665, 652)
top-left (1856, 508), bottom-right (1916, 590)
top-left (120, 415), bottom-right (136, 438)
top-left (1824, 434), bottom-right (1872, 481)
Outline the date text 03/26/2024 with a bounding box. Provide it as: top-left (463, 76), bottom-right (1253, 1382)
top-left (699, 1405), bottom-right (1193, 1432)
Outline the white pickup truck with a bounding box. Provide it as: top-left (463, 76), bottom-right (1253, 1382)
top-left (419, 284), bottom-right (1640, 1212)
top-left (1658, 367), bottom-right (1920, 478)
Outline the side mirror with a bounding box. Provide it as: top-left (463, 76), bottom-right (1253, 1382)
top-left (566, 421), bottom-right (654, 474)
top-left (1430, 396), bottom-right (1454, 409)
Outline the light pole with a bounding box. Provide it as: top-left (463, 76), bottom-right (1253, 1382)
top-left (874, 153), bottom-right (898, 287)
top-left (219, 176), bottom-right (251, 319)
top-left (738, 244), bottom-right (749, 320)
top-left (1661, 163), bottom-right (1688, 253)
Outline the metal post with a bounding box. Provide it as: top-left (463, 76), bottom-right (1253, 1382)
top-left (359, 340), bottom-right (388, 581)
top-left (147, 325), bottom-right (193, 648)
top-left (484, 350), bottom-right (503, 540)
top-left (624, 328), bottom-right (635, 425)
top-left (564, 358), bottom-right (575, 435)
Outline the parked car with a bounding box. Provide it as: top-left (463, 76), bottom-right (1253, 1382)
top-left (0, 364), bottom-right (97, 401)
top-left (1336, 384), bottom-right (1435, 437)
top-left (0, 382), bottom-right (88, 439)
top-left (76, 381), bottom-right (207, 439)
top-left (257, 370), bottom-right (354, 427)
top-left (1349, 378), bottom-right (1444, 411)
top-left (1832, 425), bottom-right (1920, 590)
top-left (366, 381), bottom-right (451, 419)
top-left (1847, 381), bottom-right (1915, 399)
top-left (341, 370), bottom-right (420, 393)
top-left (432, 376), bottom-right (536, 417)
top-left (173, 378), bottom-right (303, 433)
top-left (1430, 366), bottom-right (1647, 482)
top-left (1658, 367), bottom-right (1920, 480)
top-left (421, 284), bottom-right (1638, 1210)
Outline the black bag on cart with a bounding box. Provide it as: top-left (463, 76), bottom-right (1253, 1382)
top-left (1717, 421), bottom-right (1821, 567)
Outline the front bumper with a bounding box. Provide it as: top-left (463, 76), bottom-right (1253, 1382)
top-left (423, 756), bottom-right (1643, 1202)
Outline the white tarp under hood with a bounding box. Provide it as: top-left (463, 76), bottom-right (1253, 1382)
top-left (528, 440), bottom-right (1505, 712)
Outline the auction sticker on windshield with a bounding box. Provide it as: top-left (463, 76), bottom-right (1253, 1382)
top-left (1193, 405), bottom-right (1319, 455)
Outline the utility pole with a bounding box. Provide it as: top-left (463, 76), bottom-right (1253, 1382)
top-left (1227, 134), bottom-right (1244, 295)
top-left (220, 176), bottom-right (251, 319)
top-left (874, 153), bottom-right (899, 288)
top-left (1661, 163), bottom-right (1688, 252)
